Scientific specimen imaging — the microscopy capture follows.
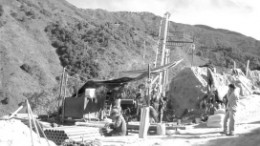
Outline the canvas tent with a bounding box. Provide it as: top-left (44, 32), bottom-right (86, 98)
top-left (64, 60), bottom-right (183, 119)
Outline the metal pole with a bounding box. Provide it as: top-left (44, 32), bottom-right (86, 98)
top-left (160, 12), bottom-right (170, 66)
top-left (163, 49), bottom-right (168, 92)
top-left (159, 12), bottom-right (170, 91)
top-left (154, 20), bottom-right (163, 67)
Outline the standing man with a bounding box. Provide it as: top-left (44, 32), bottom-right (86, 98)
top-left (222, 84), bottom-right (239, 136)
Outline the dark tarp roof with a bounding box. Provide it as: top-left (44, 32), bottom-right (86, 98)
top-left (76, 59), bottom-right (183, 95)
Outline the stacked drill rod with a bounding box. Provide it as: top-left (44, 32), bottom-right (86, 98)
top-left (75, 121), bottom-right (107, 128)
top-left (44, 126), bottom-right (101, 145)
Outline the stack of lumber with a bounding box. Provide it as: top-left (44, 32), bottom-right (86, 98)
top-left (44, 126), bottom-right (101, 145)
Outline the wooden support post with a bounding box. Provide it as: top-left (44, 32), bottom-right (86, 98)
top-left (143, 41), bottom-right (146, 59)
top-left (233, 61), bottom-right (236, 70)
top-left (58, 67), bottom-right (66, 100)
top-left (9, 103), bottom-right (25, 119)
top-left (151, 75), bottom-right (159, 85)
top-left (191, 48), bottom-right (194, 67)
top-left (28, 101), bottom-right (40, 143)
top-left (139, 64), bottom-right (151, 138)
top-left (246, 60), bottom-right (250, 77)
top-left (26, 100), bottom-right (34, 146)
top-left (139, 107), bottom-right (150, 138)
top-left (61, 73), bottom-right (68, 123)
top-left (147, 64), bottom-right (151, 107)
top-left (191, 44), bottom-right (195, 67)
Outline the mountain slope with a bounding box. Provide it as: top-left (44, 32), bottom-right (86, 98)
top-left (0, 0), bottom-right (260, 115)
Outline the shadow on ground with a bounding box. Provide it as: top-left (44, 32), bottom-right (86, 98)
top-left (193, 122), bottom-right (211, 129)
top-left (203, 126), bottom-right (260, 146)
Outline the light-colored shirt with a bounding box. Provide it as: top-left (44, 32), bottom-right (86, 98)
top-left (227, 89), bottom-right (239, 111)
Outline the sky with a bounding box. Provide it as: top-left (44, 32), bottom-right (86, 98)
top-left (66, 0), bottom-right (260, 40)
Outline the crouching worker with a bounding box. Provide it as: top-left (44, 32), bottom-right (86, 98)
top-left (101, 108), bottom-right (127, 136)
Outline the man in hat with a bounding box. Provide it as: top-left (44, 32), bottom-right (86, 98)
top-left (105, 108), bottom-right (127, 136)
top-left (222, 83), bottom-right (239, 136)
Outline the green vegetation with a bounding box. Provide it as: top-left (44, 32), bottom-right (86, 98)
top-left (2, 0), bottom-right (260, 116)
top-left (0, 5), bottom-right (3, 17)
top-left (45, 23), bottom-right (100, 79)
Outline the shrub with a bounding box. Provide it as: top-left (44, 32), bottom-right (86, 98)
top-left (0, 5), bottom-right (3, 17)
top-left (45, 23), bottom-right (100, 79)
top-left (20, 64), bottom-right (32, 74)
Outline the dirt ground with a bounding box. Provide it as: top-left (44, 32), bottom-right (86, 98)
top-left (97, 94), bottom-right (260, 146)
top-left (97, 122), bottom-right (260, 146)
top-left (1, 95), bottom-right (260, 146)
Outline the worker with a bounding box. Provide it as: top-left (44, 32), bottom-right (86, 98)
top-left (221, 84), bottom-right (239, 136)
top-left (158, 95), bottom-right (166, 122)
top-left (104, 108), bottom-right (127, 136)
top-left (135, 84), bottom-right (146, 120)
top-left (150, 85), bottom-right (160, 112)
top-left (135, 84), bottom-right (158, 123)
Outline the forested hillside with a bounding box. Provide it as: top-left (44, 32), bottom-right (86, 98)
top-left (0, 0), bottom-right (260, 115)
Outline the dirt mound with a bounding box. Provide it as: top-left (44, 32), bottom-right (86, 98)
top-left (168, 67), bottom-right (257, 118)
top-left (248, 70), bottom-right (260, 87)
top-left (236, 95), bottom-right (260, 124)
top-left (168, 67), bottom-right (208, 117)
top-left (0, 119), bottom-right (56, 146)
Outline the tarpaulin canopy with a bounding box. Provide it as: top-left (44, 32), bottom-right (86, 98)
top-left (76, 59), bottom-right (183, 95)
top-left (120, 59), bottom-right (183, 78)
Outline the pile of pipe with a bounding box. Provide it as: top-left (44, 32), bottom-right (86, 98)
top-left (44, 126), bottom-right (101, 145)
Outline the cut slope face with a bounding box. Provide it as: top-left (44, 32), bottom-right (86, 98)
top-left (168, 67), bottom-right (257, 118)
top-left (168, 67), bottom-right (208, 117)
top-left (0, 0), bottom-right (62, 115)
